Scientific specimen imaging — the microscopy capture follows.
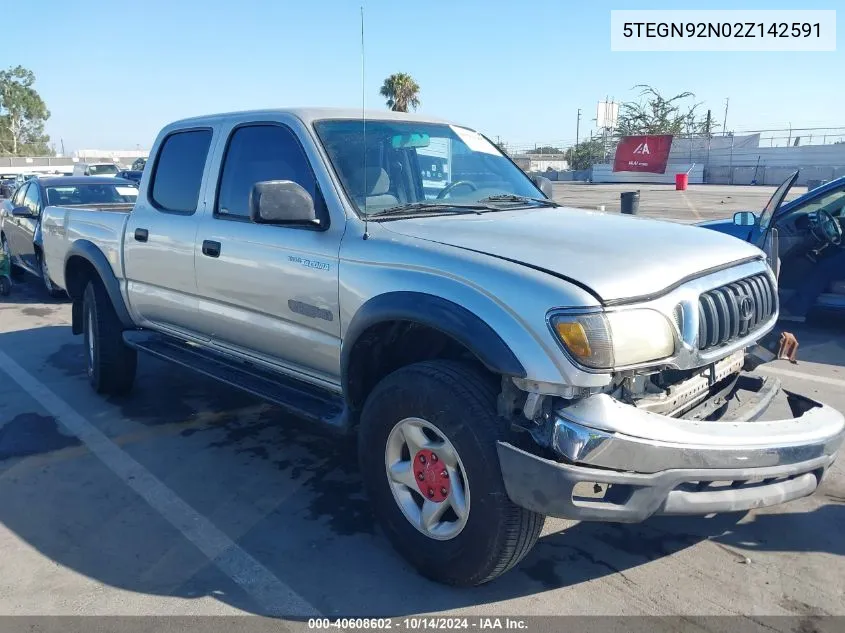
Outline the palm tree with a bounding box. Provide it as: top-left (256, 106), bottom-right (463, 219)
top-left (379, 73), bottom-right (421, 112)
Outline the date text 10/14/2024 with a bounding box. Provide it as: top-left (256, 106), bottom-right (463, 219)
top-left (308, 618), bottom-right (529, 630)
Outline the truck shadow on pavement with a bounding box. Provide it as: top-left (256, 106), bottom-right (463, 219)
top-left (0, 271), bottom-right (69, 308)
top-left (0, 324), bottom-right (842, 618)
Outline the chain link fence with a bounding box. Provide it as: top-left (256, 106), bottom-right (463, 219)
top-left (497, 126), bottom-right (845, 184)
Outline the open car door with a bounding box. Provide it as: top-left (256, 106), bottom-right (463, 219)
top-left (756, 170), bottom-right (799, 278)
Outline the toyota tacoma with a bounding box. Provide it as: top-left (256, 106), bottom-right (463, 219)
top-left (39, 108), bottom-right (845, 586)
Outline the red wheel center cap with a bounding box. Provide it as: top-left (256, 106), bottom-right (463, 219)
top-left (413, 449), bottom-right (450, 502)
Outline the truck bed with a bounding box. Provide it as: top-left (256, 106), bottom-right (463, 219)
top-left (40, 204), bottom-right (133, 292)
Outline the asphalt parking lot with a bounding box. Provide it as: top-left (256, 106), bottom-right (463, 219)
top-left (551, 182), bottom-right (808, 224)
top-left (0, 187), bottom-right (844, 624)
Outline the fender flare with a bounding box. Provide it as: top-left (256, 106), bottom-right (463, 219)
top-left (341, 291), bottom-right (526, 397)
top-left (65, 240), bottom-right (134, 330)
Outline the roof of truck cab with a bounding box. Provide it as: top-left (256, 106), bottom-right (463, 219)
top-left (167, 107), bottom-right (458, 128)
top-left (33, 176), bottom-right (137, 187)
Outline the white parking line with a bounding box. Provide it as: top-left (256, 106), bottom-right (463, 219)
top-left (758, 364), bottom-right (845, 389)
top-left (0, 349), bottom-right (321, 619)
top-left (680, 191), bottom-right (702, 220)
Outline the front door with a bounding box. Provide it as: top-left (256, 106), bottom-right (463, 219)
top-left (756, 171), bottom-right (799, 274)
top-left (194, 120), bottom-right (344, 387)
top-left (122, 128), bottom-right (216, 338)
top-left (8, 182), bottom-right (40, 272)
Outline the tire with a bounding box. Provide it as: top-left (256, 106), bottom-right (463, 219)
top-left (82, 278), bottom-right (137, 394)
top-left (1, 236), bottom-right (24, 280)
top-left (38, 253), bottom-right (65, 298)
top-left (359, 359), bottom-right (545, 586)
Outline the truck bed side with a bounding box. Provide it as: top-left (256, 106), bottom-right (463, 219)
top-left (40, 204), bottom-right (133, 291)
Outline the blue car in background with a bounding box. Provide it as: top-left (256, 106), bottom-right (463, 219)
top-left (700, 171), bottom-right (845, 315)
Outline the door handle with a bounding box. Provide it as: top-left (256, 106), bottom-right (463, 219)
top-left (202, 240), bottom-right (221, 258)
top-left (134, 228), bottom-right (149, 242)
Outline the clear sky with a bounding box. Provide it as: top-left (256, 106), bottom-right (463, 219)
top-left (7, 0), bottom-right (842, 152)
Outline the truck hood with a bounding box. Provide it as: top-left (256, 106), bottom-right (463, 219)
top-left (381, 207), bottom-right (765, 303)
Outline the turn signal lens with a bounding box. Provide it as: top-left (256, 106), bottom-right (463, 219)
top-left (550, 312), bottom-right (614, 368)
top-left (555, 322), bottom-right (592, 359)
top-left (550, 309), bottom-right (675, 370)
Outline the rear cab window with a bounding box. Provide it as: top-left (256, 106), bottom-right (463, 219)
top-left (149, 129), bottom-right (213, 214)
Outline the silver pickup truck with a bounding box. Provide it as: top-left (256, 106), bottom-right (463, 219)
top-left (40, 108), bottom-right (844, 586)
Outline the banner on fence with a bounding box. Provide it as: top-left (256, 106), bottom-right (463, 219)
top-left (613, 135), bottom-right (674, 173)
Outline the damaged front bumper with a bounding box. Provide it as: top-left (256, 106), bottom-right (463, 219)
top-left (498, 369), bottom-right (845, 523)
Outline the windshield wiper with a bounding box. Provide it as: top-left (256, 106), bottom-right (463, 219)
top-left (366, 202), bottom-right (499, 218)
top-left (478, 194), bottom-right (560, 207)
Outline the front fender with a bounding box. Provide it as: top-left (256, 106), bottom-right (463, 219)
top-left (338, 225), bottom-right (612, 392)
top-left (341, 291), bottom-right (527, 389)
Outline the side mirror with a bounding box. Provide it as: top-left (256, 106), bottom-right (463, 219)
top-left (531, 175), bottom-right (554, 199)
top-left (12, 206), bottom-right (32, 217)
top-left (733, 211), bottom-right (757, 227)
top-left (249, 180), bottom-right (318, 225)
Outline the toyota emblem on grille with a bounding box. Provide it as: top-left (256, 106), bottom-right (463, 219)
top-left (739, 296), bottom-right (754, 321)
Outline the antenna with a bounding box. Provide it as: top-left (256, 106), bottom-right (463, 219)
top-left (361, 5), bottom-right (369, 240)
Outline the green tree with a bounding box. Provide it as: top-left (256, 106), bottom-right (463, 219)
top-left (565, 138), bottom-right (604, 170)
top-left (379, 73), bottom-right (421, 112)
top-left (0, 65), bottom-right (51, 156)
top-left (526, 146), bottom-right (564, 154)
top-left (616, 85), bottom-right (716, 137)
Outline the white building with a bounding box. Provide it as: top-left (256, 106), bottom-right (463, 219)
top-left (74, 149), bottom-right (149, 167)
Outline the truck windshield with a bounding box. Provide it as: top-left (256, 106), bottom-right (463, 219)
top-left (88, 164), bottom-right (119, 176)
top-left (314, 119), bottom-right (544, 216)
top-left (45, 184), bottom-right (138, 206)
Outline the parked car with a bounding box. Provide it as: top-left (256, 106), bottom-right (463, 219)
top-left (0, 176), bottom-right (138, 296)
top-left (116, 169), bottom-right (143, 184)
top-left (700, 173), bottom-right (845, 316)
top-left (72, 162), bottom-right (120, 177)
top-left (0, 178), bottom-right (16, 198)
top-left (39, 108), bottom-right (844, 586)
top-left (131, 157), bottom-right (147, 171)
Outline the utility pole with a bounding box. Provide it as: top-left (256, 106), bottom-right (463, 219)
top-left (722, 98), bottom-right (729, 135)
top-left (576, 108), bottom-right (581, 149)
top-left (60, 138), bottom-right (66, 156)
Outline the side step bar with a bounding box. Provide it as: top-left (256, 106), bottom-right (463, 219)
top-left (123, 331), bottom-right (351, 434)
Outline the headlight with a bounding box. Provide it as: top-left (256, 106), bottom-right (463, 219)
top-left (550, 309), bottom-right (675, 369)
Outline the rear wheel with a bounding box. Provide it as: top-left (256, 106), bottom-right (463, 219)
top-left (1, 236), bottom-right (24, 280)
top-left (38, 253), bottom-right (65, 298)
top-left (359, 360), bottom-right (545, 586)
top-left (82, 278), bottom-right (136, 394)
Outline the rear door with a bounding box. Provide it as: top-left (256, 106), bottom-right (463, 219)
top-left (193, 116), bottom-right (344, 385)
top-left (122, 127), bottom-right (216, 338)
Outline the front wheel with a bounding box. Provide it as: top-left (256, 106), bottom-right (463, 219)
top-left (359, 360), bottom-right (545, 586)
top-left (82, 279), bottom-right (137, 394)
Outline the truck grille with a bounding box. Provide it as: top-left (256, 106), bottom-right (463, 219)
top-left (697, 273), bottom-right (776, 351)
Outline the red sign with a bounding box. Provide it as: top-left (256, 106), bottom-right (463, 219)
top-left (612, 135), bottom-right (674, 173)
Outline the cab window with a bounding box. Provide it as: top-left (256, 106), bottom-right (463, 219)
top-left (215, 123), bottom-right (324, 223)
top-left (793, 183), bottom-right (845, 218)
top-left (23, 183), bottom-right (40, 215)
top-left (150, 129), bottom-right (213, 214)
top-left (12, 183), bottom-right (29, 208)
